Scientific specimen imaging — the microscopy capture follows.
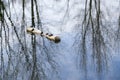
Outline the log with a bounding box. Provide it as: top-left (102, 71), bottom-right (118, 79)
top-left (27, 27), bottom-right (42, 35)
top-left (26, 27), bottom-right (61, 43)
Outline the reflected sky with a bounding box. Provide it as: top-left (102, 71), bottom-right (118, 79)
top-left (0, 0), bottom-right (120, 80)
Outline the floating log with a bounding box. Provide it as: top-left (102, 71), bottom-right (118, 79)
top-left (27, 27), bottom-right (61, 43)
top-left (27, 27), bottom-right (42, 35)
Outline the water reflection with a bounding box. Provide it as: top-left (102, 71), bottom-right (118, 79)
top-left (0, 0), bottom-right (120, 80)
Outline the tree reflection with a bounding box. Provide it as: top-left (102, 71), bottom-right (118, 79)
top-left (0, 0), bottom-right (119, 80)
top-left (75, 0), bottom-right (111, 74)
top-left (0, 0), bottom-right (59, 80)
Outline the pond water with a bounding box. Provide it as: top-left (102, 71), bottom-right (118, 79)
top-left (0, 0), bottom-right (120, 80)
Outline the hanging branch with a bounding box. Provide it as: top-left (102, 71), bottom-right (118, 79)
top-left (22, 0), bottom-right (25, 22)
top-left (31, 0), bottom-right (35, 27)
top-left (30, 0), bottom-right (38, 80)
top-left (34, 0), bottom-right (42, 28)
